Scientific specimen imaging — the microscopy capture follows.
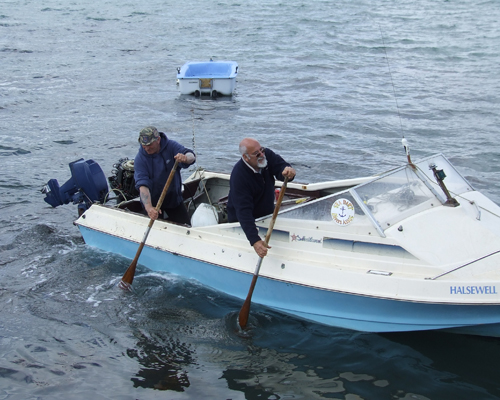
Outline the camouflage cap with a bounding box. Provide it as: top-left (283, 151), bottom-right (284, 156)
top-left (138, 126), bottom-right (160, 145)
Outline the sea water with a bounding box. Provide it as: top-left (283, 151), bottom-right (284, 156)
top-left (1, 0), bottom-right (500, 399)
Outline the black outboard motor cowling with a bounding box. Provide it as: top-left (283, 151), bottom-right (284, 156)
top-left (108, 158), bottom-right (139, 202)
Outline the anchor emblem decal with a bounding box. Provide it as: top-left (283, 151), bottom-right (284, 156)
top-left (331, 198), bottom-right (355, 226)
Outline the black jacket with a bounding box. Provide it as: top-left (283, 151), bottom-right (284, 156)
top-left (227, 148), bottom-right (291, 245)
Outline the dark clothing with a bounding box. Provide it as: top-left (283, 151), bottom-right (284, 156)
top-left (161, 202), bottom-right (191, 225)
top-left (134, 132), bottom-right (195, 223)
top-left (227, 148), bottom-right (292, 246)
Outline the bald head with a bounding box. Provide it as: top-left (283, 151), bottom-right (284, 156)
top-left (239, 137), bottom-right (267, 170)
top-left (239, 138), bottom-right (261, 156)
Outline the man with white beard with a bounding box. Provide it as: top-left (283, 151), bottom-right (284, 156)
top-left (227, 137), bottom-right (296, 257)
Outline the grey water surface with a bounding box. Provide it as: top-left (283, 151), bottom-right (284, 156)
top-left (1, 0), bottom-right (500, 399)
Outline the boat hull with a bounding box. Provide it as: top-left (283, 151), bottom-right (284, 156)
top-left (78, 224), bottom-right (500, 336)
top-left (68, 158), bottom-right (500, 337)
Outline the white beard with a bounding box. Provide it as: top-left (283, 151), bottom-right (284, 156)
top-left (257, 158), bottom-right (268, 169)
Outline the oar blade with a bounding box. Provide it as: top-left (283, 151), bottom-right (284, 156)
top-left (238, 274), bottom-right (258, 329)
top-left (238, 299), bottom-right (251, 329)
top-left (120, 259), bottom-right (138, 288)
top-left (118, 280), bottom-right (133, 291)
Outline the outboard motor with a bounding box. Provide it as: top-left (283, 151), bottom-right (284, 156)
top-left (41, 158), bottom-right (108, 213)
top-left (108, 158), bottom-right (139, 202)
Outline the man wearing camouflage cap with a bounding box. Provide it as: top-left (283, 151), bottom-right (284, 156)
top-left (134, 126), bottom-right (196, 225)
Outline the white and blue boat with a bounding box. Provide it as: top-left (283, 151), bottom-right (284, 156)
top-left (176, 60), bottom-right (238, 98)
top-left (42, 144), bottom-right (500, 337)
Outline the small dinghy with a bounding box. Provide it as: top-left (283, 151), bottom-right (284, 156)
top-left (177, 60), bottom-right (238, 98)
top-left (42, 141), bottom-right (500, 337)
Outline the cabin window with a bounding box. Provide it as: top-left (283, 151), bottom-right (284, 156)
top-left (323, 238), bottom-right (418, 259)
top-left (257, 228), bottom-right (290, 242)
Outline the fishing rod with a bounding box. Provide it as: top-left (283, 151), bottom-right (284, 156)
top-left (191, 108), bottom-right (197, 169)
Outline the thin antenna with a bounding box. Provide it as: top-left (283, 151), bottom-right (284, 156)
top-left (379, 25), bottom-right (405, 138)
top-left (191, 108), bottom-right (197, 168)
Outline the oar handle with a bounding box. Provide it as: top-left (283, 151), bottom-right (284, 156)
top-left (264, 177), bottom-right (289, 245)
top-left (120, 159), bottom-right (180, 288)
top-left (254, 177), bottom-right (289, 275)
top-left (155, 159), bottom-right (180, 213)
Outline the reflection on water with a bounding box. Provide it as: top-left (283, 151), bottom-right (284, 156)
top-left (128, 332), bottom-right (193, 391)
top-left (221, 349), bottom-right (347, 399)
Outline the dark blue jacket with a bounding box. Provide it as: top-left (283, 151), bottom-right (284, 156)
top-left (227, 148), bottom-right (292, 246)
top-left (134, 132), bottom-right (195, 209)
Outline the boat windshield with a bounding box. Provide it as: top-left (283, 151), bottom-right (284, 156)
top-left (354, 164), bottom-right (438, 230)
top-left (280, 154), bottom-right (473, 235)
top-left (355, 153), bottom-right (473, 229)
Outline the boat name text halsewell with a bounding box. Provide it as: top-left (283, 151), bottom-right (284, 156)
top-left (450, 286), bottom-right (498, 295)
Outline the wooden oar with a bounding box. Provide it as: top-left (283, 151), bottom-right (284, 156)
top-left (119, 159), bottom-right (179, 290)
top-left (238, 176), bottom-right (289, 329)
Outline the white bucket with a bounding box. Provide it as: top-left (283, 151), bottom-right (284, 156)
top-left (191, 203), bottom-right (219, 227)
